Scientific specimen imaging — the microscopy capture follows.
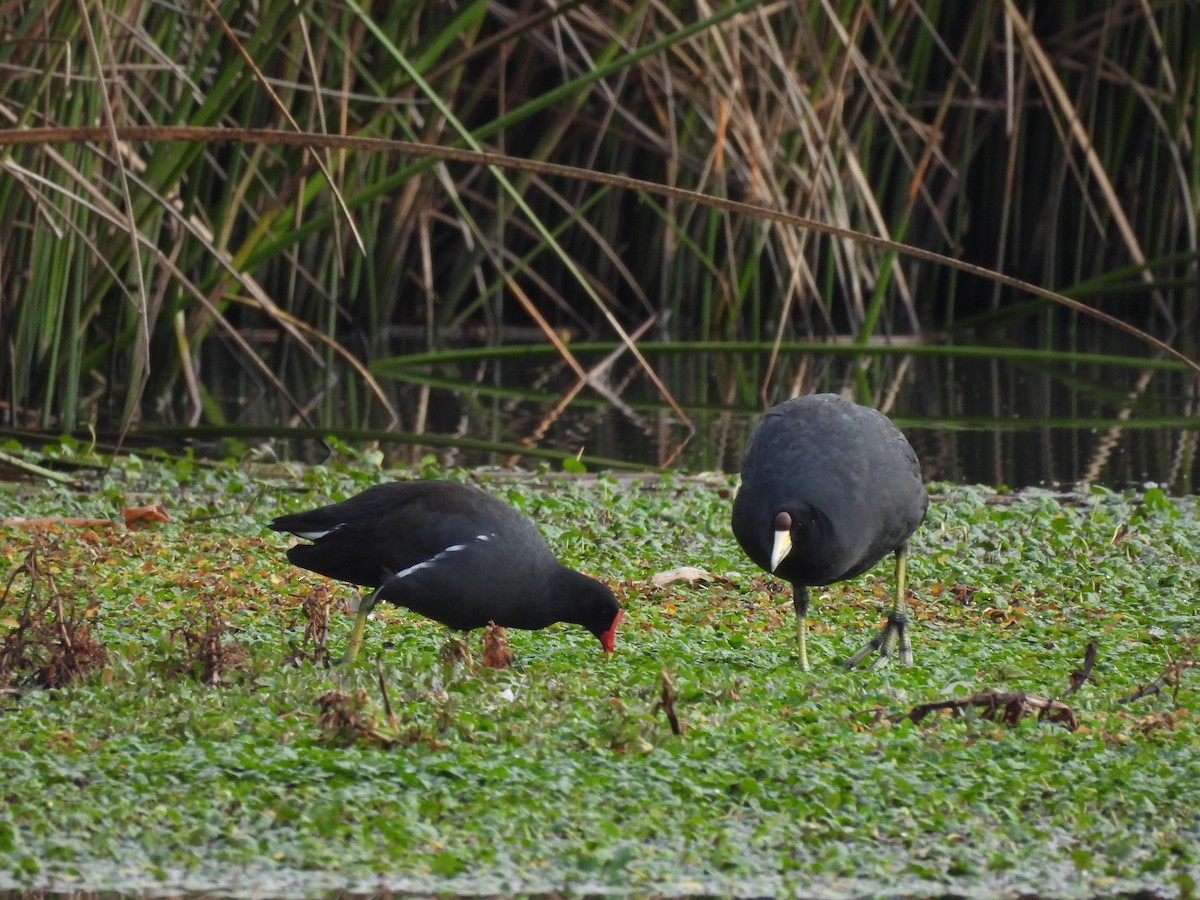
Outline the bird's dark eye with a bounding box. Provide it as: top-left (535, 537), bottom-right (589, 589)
top-left (773, 511), bottom-right (792, 532)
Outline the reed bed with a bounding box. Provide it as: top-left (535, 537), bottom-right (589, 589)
top-left (0, 1), bottom-right (1196, 435)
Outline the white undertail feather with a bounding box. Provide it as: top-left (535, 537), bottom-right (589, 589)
top-left (292, 523), bottom-right (344, 540)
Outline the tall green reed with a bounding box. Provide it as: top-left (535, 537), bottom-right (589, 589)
top-left (0, 1), bottom-right (1194, 434)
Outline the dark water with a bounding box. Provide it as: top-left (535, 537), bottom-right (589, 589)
top-left (197, 327), bottom-right (1199, 494)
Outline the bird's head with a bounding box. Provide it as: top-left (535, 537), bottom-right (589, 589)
top-left (597, 608), bottom-right (624, 656)
top-left (770, 510), bottom-right (794, 571)
top-left (575, 575), bottom-right (624, 655)
top-left (768, 505), bottom-right (825, 573)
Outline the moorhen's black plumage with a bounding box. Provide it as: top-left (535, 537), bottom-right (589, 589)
top-left (732, 394), bottom-right (928, 670)
top-left (270, 480), bottom-right (624, 664)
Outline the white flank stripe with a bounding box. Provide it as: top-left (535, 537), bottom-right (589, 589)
top-left (384, 533), bottom-right (493, 586)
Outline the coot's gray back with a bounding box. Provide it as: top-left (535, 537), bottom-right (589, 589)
top-left (734, 393), bottom-right (927, 585)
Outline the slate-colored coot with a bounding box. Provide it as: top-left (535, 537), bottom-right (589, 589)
top-left (270, 480), bottom-right (624, 664)
top-left (732, 394), bottom-right (928, 670)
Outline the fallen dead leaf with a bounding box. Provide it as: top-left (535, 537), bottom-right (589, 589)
top-left (123, 504), bottom-right (171, 528)
top-left (481, 621), bottom-right (514, 669)
top-left (1, 517), bottom-right (116, 529)
top-left (650, 566), bottom-right (715, 588)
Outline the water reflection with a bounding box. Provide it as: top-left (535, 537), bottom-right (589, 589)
top-left (200, 330), bottom-right (1199, 494)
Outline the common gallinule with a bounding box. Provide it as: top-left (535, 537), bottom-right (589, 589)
top-left (270, 480), bottom-right (624, 664)
top-left (732, 394), bottom-right (928, 670)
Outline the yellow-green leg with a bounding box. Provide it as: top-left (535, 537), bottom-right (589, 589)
top-left (894, 545), bottom-right (914, 666)
top-left (845, 544), bottom-right (914, 670)
top-left (793, 585), bottom-right (811, 672)
top-left (338, 589), bottom-right (379, 665)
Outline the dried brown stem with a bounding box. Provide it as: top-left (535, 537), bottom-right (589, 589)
top-left (1120, 658), bottom-right (1197, 705)
top-left (895, 690), bottom-right (1078, 731)
top-left (1064, 640), bottom-right (1098, 698)
top-left (376, 656), bottom-right (398, 733)
top-left (657, 668), bottom-right (683, 735)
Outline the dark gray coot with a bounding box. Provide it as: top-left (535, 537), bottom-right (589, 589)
top-left (732, 393), bottom-right (928, 670)
top-left (270, 480), bottom-right (624, 664)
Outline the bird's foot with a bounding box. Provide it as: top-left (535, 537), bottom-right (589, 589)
top-left (844, 610), bottom-right (913, 670)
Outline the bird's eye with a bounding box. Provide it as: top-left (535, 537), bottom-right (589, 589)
top-left (773, 511), bottom-right (792, 532)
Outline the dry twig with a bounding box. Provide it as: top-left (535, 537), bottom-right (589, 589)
top-left (376, 655), bottom-right (399, 732)
top-left (1120, 657), bottom-right (1197, 705)
top-left (656, 668), bottom-right (683, 735)
top-left (1064, 639), bottom-right (1098, 698)
top-left (895, 691), bottom-right (1079, 731)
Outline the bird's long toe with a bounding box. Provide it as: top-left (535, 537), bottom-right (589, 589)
top-left (844, 610), bottom-right (912, 670)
